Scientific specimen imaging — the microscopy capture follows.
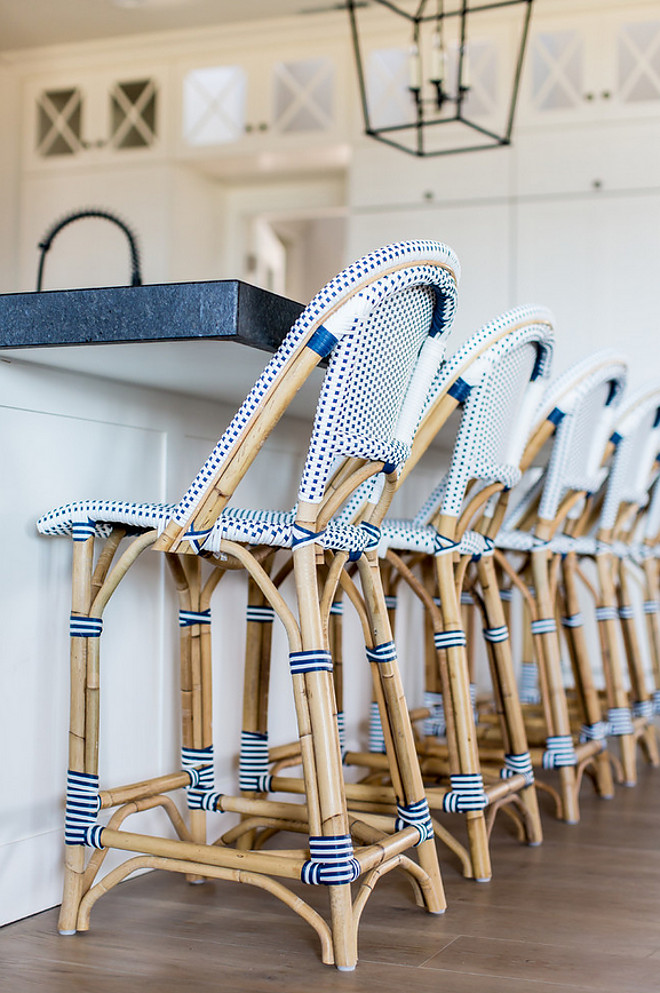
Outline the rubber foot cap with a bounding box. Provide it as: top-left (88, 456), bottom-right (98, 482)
top-left (58, 929), bottom-right (76, 936)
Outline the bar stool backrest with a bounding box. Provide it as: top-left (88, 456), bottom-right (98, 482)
top-left (165, 241), bottom-right (460, 545)
top-left (598, 384), bottom-right (660, 534)
top-left (411, 305), bottom-right (555, 523)
top-left (534, 351), bottom-right (628, 525)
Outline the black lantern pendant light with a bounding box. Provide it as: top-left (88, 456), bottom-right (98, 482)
top-left (347, 0), bottom-right (535, 157)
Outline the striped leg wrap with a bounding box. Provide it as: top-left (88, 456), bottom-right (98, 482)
top-left (289, 649), bottom-right (333, 675)
top-left (246, 604), bottom-right (275, 623)
top-left (336, 710), bottom-right (346, 754)
top-left (461, 591), bottom-right (475, 606)
top-left (596, 606), bottom-right (619, 622)
top-left (72, 521), bottom-right (96, 541)
top-left (500, 588), bottom-right (513, 603)
top-left (433, 596), bottom-right (442, 608)
top-left (561, 613), bottom-right (583, 628)
top-left (501, 752), bottom-right (534, 786)
top-left (69, 614), bottom-right (103, 638)
top-left (383, 595), bottom-right (398, 611)
top-left (442, 773), bottom-right (489, 813)
top-left (366, 641), bottom-right (398, 665)
top-left (483, 625), bottom-right (509, 643)
top-left (653, 690), bottom-right (660, 715)
top-left (470, 682), bottom-right (479, 725)
top-left (368, 700), bottom-right (387, 753)
top-left (542, 735), bottom-right (577, 769)
top-left (618, 605), bottom-right (635, 620)
top-left (182, 745), bottom-right (217, 808)
top-left (520, 662), bottom-right (541, 704)
top-left (179, 609), bottom-right (211, 626)
top-left (607, 707), bottom-right (634, 736)
top-left (423, 690), bottom-right (446, 737)
top-left (530, 618), bottom-right (557, 635)
top-left (238, 732), bottom-right (272, 793)
top-left (329, 600), bottom-right (344, 616)
top-left (301, 834), bottom-right (360, 885)
top-left (434, 629), bottom-right (467, 650)
top-left (395, 798), bottom-right (433, 845)
top-left (65, 771), bottom-right (103, 848)
top-left (633, 699), bottom-right (654, 720)
top-left (578, 721), bottom-right (608, 744)
top-left (644, 600), bottom-right (659, 615)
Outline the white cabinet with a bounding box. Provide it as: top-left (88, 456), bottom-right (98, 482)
top-left (521, 7), bottom-right (660, 126)
top-left (24, 65), bottom-right (168, 170)
top-left (177, 40), bottom-right (349, 170)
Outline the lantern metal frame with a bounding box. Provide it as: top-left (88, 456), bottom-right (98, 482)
top-left (347, 0), bottom-right (535, 157)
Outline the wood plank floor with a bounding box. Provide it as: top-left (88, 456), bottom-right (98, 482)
top-left (2, 764), bottom-right (660, 993)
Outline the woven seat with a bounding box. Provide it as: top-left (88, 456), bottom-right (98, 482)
top-left (37, 239), bottom-right (460, 971)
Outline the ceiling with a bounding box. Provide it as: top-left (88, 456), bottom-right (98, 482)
top-left (0, 0), bottom-right (344, 53)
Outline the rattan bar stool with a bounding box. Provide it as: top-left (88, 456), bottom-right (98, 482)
top-left (37, 241), bottom-right (461, 970)
top-left (495, 351), bottom-right (628, 822)
top-left (338, 306), bottom-right (555, 881)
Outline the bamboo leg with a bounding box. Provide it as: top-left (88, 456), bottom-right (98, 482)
top-left (531, 548), bottom-right (580, 824)
top-left (617, 560), bottom-right (659, 767)
top-left (435, 549), bottom-right (492, 881)
top-left (596, 552), bottom-right (637, 786)
top-left (477, 555), bottom-right (542, 845)
top-left (642, 557), bottom-right (660, 698)
top-left (561, 553), bottom-right (615, 798)
top-left (58, 532), bottom-right (95, 935)
top-left (356, 550), bottom-right (447, 908)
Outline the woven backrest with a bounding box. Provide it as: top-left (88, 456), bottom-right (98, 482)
top-left (170, 241), bottom-right (460, 534)
top-left (598, 384), bottom-right (660, 533)
top-left (535, 351), bottom-right (628, 524)
top-left (411, 305), bottom-right (555, 522)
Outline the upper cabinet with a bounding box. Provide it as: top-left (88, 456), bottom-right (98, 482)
top-left (24, 65), bottom-right (169, 171)
top-left (520, 7), bottom-right (660, 126)
top-left (175, 38), bottom-right (351, 173)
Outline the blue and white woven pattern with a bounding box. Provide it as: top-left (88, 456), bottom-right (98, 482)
top-left (534, 352), bottom-right (628, 524)
top-left (633, 699), bottom-right (654, 720)
top-left (607, 707), bottom-right (634, 736)
top-left (238, 732), bottom-right (273, 793)
top-left (654, 690), bottom-right (660, 715)
top-left (519, 662), bottom-right (541, 704)
top-left (181, 745), bottom-right (216, 807)
top-left (202, 508), bottom-right (382, 556)
top-left (395, 798), bottom-right (434, 845)
top-left (597, 384), bottom-right (660, 533)
top-left (501, 752), bottom-right (535, 786)
top-left (37, 501), bottom-right (177, 538)
top-left (442, 773), bottom-right (489, 812)
top-left (301, 834), bottom-right (361, 885)
top-left (542, 735), bottom-right (577, 768)
top-left (578, 721), bottom-right (608, 744)
top-left (423, 690), bottom-right (446, 737)
top-left (65, 770), bottom-right (103, 848)
top-left (368, 700), bottom-right (387, 753)
top-left (169, 242), bottom-right (459, 538)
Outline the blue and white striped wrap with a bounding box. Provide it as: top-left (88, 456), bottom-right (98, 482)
top-left (483, 625), bottom-right (509, 643)
top-left (301, 834), bottom-right (360, 885)
top-left (289, 649), bottom-right (333, 675)
top-left (329, 600), bottom-right (344, 616)
top-left (434, 629), bottom-right (467, 650)
top-left (530, 617), bottom-right (557, 635)
top-left (182, 745), bottom-right (217, 809)
top-left (423, 690), bottom-right (446, 738)
top-left (607, 707), bottom-right (634, 736)
top-left (633, 699), bottom-right (654, 720)
top-left (460, 591), bottom-right (475, 606)
top-left (336, 710), bottom-right (346, 754)
top-left (595, 606), bottom-right (619, 622)
top-left (246, 604), bottom-right (275, 623)
top-left (654, 689), bottom-right (660, 715)
top-left (578, 721), bottom-right (608, 744)
top-left (366, 641), bottom-right (398, 665)
top-left (368, 700), bottom-right (387, 753)
top-left (395, 798), bottom-right (433, 845)
top-left (519, 662), bottom-right (541, 704)
top-left (442, 773), bottom-right (489, 813)
top-left (384, 595), bottom-right (398, 611)
top-left (542, 735), bottom-right (577, 768)
top-left (561, 613), bottom-right (583, 628)
top-left (238, 732), bottom-right (272, 793)
top-left (69, 614), bottom-right (103, 638)
top-left (501, 752), bottom-right (534, 786)
top-left (65, 770), bottom-right (103, 848)
top-left (433, 534), bottom-right (459, 556)
top-left (500, 588), bottom-right (514, 603)
top-left (72, 520), bottom-right (97, 542)
top-left (179, 609), bottom-right (211, 627)
top-left (644, 600), bottom-right (659, 615)
top-left (618, 605), bottom-right (635, 621)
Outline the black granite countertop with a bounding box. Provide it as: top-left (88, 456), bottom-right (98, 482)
top-left (0, 280), bottom-right (305, 353)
